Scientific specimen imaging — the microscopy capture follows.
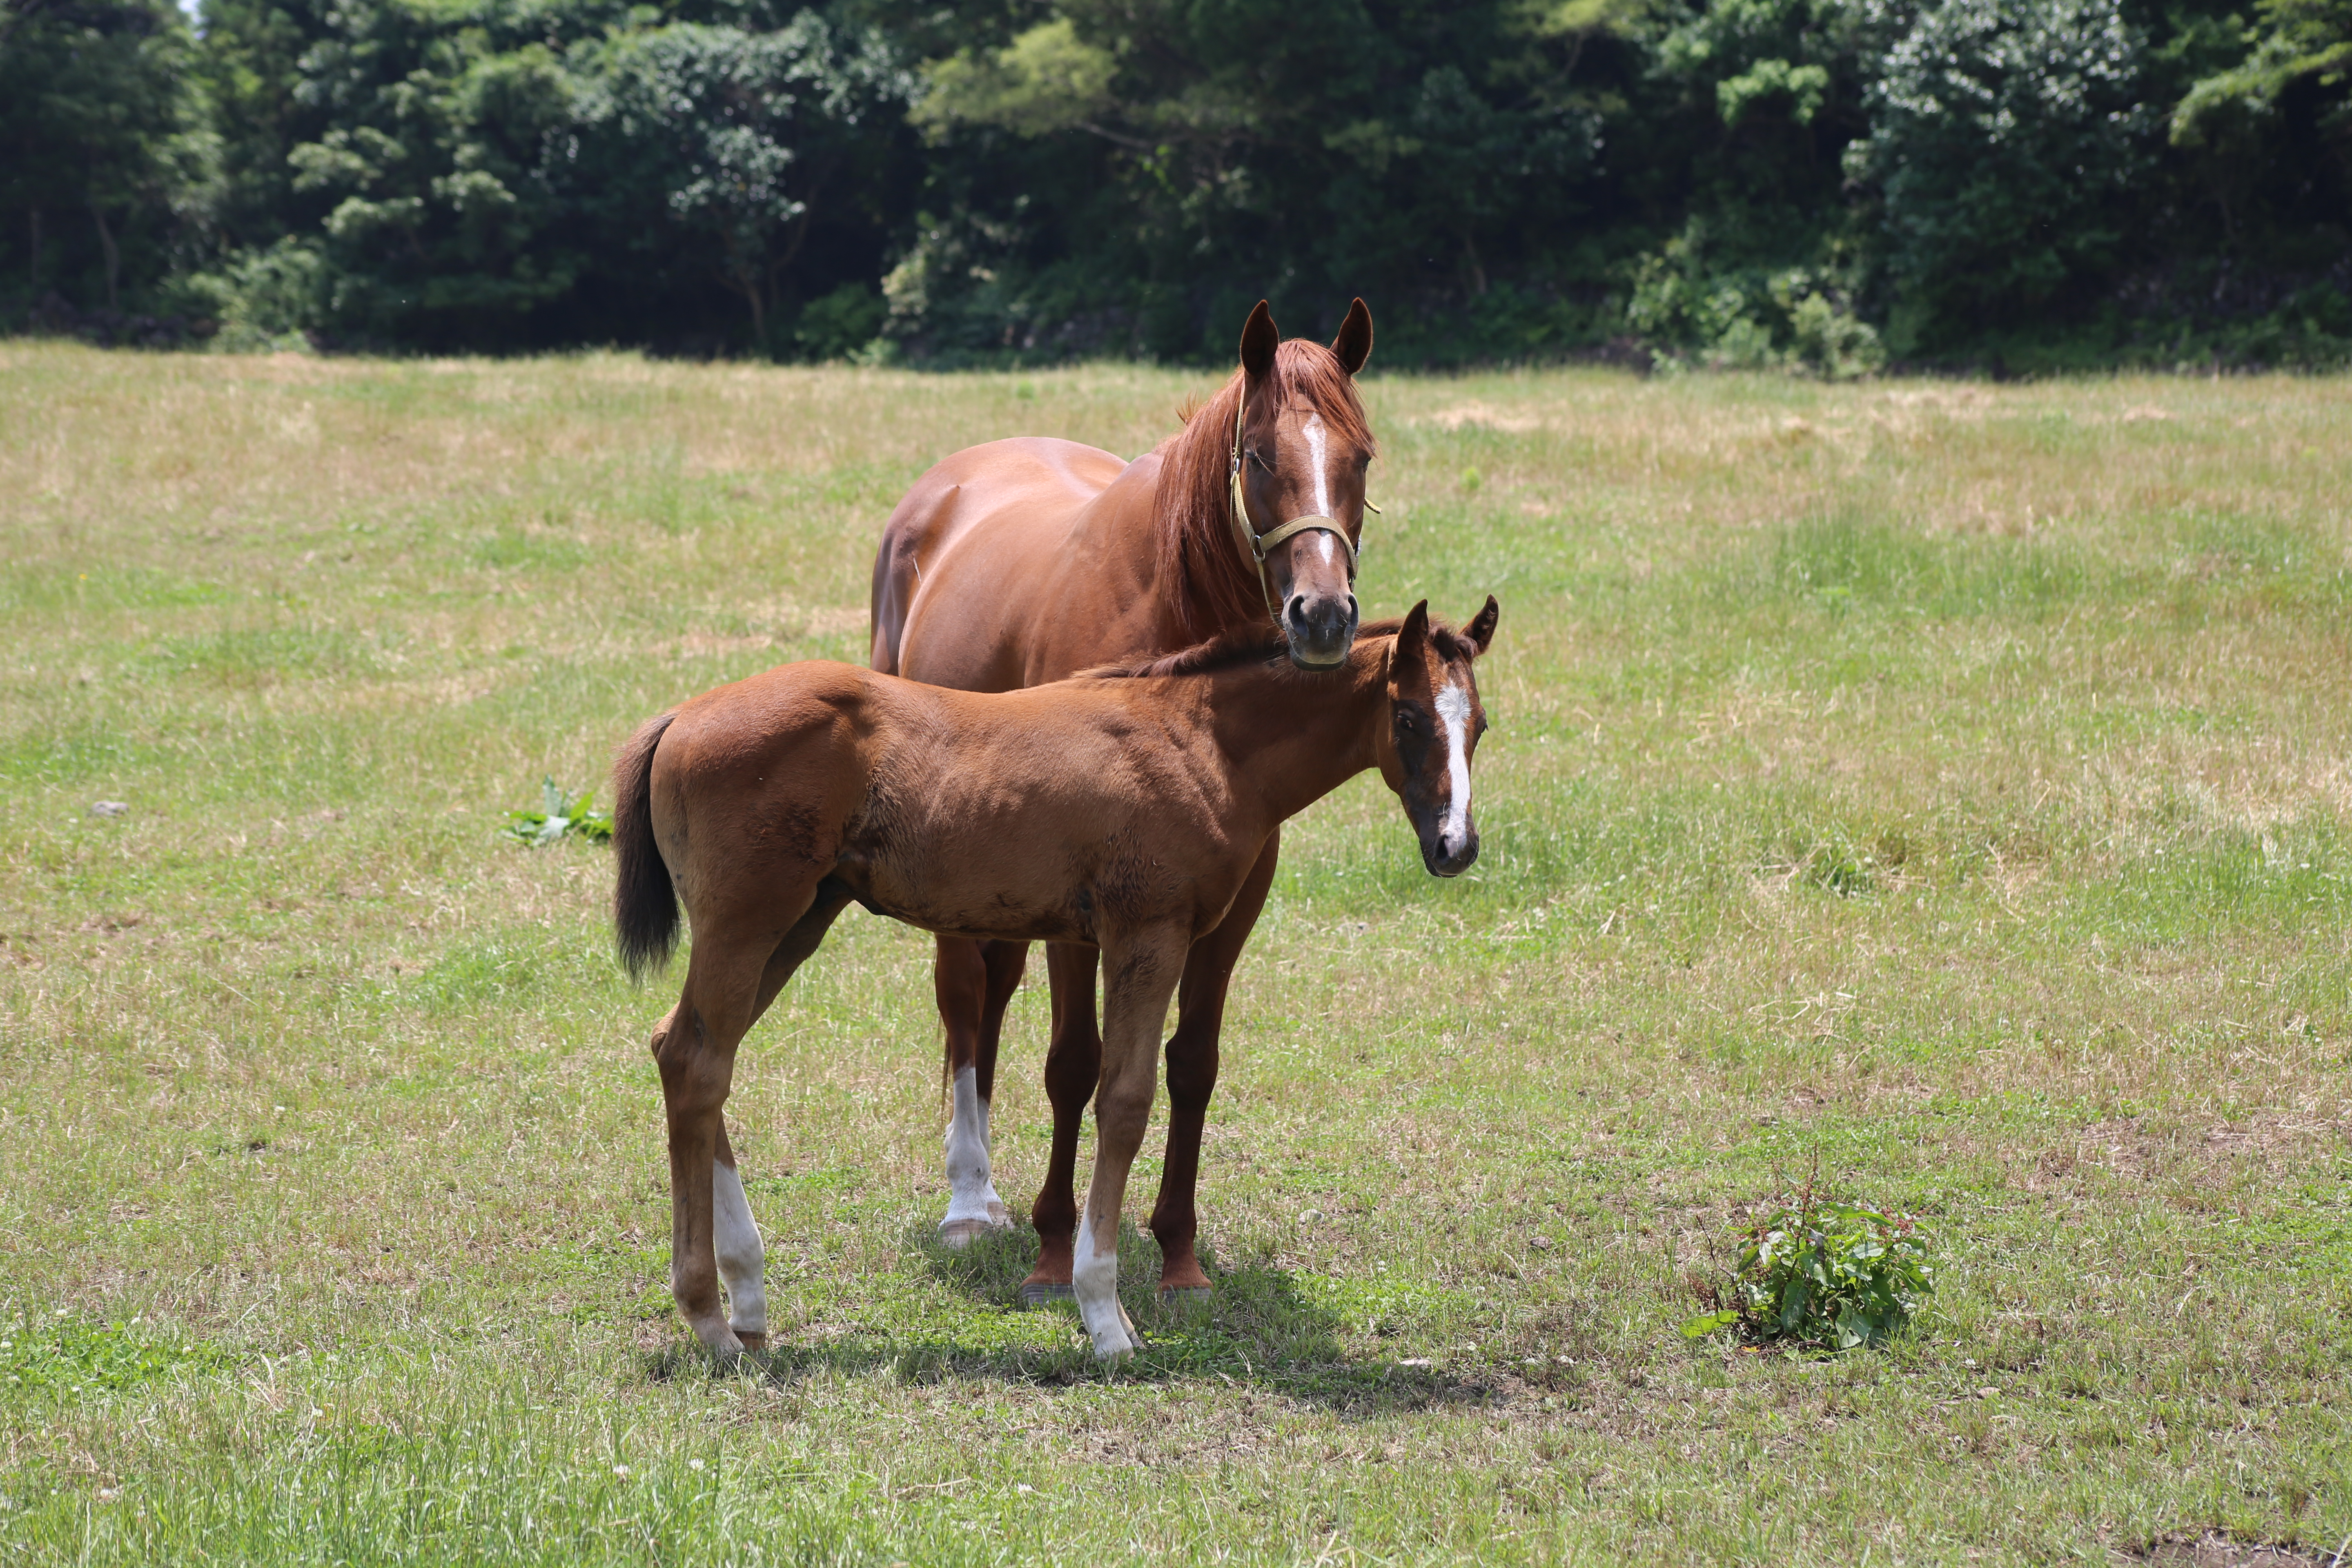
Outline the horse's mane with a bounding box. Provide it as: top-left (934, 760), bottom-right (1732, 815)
top-left (1153, 339), bottom-right (1377, 639)
top-left (1082, 614), bottom-right (1475, 682)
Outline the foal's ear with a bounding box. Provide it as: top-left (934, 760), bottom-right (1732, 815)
top-left (1240, 300), bottom-right (1278, 382)
top-left (1392, 599), bottom-right (1433, 683)
top-left (1331, 298), bottom-right (1373, 375)
top-left (1463, 595), bottom-right (1498, 656)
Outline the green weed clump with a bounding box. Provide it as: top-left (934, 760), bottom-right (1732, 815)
top-left (505, 778), bottom-right (612, 847)
top-left (1, 1311), bottom-right (232, 1399)
top-left (1685, 1185), bottom-right (1934, 1352)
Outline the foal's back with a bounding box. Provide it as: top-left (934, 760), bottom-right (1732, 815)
top-left (651, 661), bottom-right (1242, 949)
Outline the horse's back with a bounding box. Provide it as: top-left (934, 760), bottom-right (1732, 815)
top-left (869, 437), bottom-right (1129, 680)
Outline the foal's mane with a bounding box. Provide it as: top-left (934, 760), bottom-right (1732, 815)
top-left (1154, 339), bottom-right (1377, 639)
top-left (1082, 614), bottom-right (1476, 682)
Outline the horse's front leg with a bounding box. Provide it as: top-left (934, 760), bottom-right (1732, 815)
top-left (1020, 942), bottom-right (1102, 1305)
top-left (1074, 929), bottom-right (1186, 1360)
top-left (1151, 829), bottom-right (1278, 1301)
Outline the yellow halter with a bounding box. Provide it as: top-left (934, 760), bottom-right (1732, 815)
top-left (1226, 381), bottom-right (1360, 616)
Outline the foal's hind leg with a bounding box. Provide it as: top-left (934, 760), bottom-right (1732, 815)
top-left (710, 882), bottom-right (855, 1350)
top-left (655, 880), bottom-right (841, 1356)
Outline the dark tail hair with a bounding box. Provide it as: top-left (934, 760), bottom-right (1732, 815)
top-left (612, 711), bottom-right (679, 983)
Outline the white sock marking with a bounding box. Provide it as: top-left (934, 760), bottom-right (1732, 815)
top-left (711, 1160), bottom-right (766, 1337)
top-left (941, 1065), bottom-right (1005, 1227)
top-left (1071, 1210), bottom-right (1133, 1357)
top-left (1435, 681), bottom-right (1474, 846)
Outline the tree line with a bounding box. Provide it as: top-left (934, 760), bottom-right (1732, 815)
top-left (3, 0), bottom-right (2347, 368)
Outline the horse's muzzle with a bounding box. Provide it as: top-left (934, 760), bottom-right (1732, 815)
top-left (1283, 590), bottom-right (1359, 670)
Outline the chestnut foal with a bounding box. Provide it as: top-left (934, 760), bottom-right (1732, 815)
top-left (612, 599), bottom-right (1497, 1359)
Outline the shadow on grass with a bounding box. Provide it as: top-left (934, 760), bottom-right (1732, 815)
top-left (642, 1221), bottom-right (1496, 1415)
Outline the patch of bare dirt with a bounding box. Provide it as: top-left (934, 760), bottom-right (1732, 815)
top-left (2030, 1113), bottom-right (2348, 1191)
top-left (2122, 1531), bottom-right (2330, 1566)
top-left (1423, 403), bottom-right (1545, 434)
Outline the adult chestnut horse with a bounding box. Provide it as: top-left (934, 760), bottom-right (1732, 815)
top-left (613, 601), bottom-right (1497, 1359)
top-left (869, 300), bottom-right (1378, 1303)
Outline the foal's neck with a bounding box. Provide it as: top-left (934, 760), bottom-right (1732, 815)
top-left (1207, 640), bottom-right (1390, 824)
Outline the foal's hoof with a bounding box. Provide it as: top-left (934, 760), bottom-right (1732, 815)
top-left (1156, 1284), bottom-right (1214, 1312)
top-left (732, 1331), bottom-right (769, 1353)
top-left (1015, 1279), bottom-right (1076, 1310)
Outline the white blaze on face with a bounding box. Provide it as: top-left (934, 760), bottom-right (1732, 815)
top-left (940, 1065), bottom-right (1004, 1227)
top-left (1303, 412), bottom-right (1332, 520)
top-left (711, 1160), bottom-right (766, 1337)
top-left (1434, 679), bottom-right (1474, 846)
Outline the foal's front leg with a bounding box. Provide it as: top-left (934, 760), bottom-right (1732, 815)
top-left (1073, 928), bottom-right (1187, 1359)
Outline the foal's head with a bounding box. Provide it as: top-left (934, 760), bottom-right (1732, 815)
top-left (1375, 597), bottom-right (1500, 878)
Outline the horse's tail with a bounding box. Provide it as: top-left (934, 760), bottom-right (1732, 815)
top-left (612, 711), bottom-right (679, 983)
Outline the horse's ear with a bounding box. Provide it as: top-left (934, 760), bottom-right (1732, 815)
top-left (1239, 300), bottom-right (1278, 382)
top-left (1463, 595), bottom-right (1498, 656)
top-left (1331, 298), bottom-right (1373, 375)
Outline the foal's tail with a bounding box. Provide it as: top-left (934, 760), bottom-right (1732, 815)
top-left (612, 711), bottom-right (679, 983)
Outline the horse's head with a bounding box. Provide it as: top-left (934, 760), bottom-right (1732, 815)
top-left (1375, 597), bottom-right (1499, 878)
top-left (1234, 299), bottom-right (1376, 670)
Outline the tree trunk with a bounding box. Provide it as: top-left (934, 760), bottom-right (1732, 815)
top-left (27, 207), bottom-right (40, 291)
top-left (88, 196), bottom-right (119, 312)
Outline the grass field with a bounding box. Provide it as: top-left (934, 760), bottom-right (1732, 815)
top-left (3, 341), bottom-right (2350, 1565)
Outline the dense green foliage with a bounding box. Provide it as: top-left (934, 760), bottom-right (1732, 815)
top-left (1683, 1199), bottom-right (1936, 1350)
top-left (3, 0), bottom-right (2347, 365)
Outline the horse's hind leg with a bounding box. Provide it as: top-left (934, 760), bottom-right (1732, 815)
top-left (934, 938), bottom-right (1026, 1245)
top-left (710, 880), bottom-right (855, 1350)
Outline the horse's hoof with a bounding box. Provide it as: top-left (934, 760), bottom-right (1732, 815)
top-left (1015, 1280), bottom-right (1076, 1310)
top-left (732, 1331), bottom-right (769, 1352)
top-left (1157, 1285), bottom-right (1213, 1311)
top-left (939, 1217), bottom-right (1008, 1249)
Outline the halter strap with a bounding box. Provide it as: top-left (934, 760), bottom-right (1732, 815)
top-left (1227, 382), bottom-right (1359, 615)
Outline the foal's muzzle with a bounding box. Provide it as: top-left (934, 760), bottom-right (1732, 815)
top-left (1423, 822), bottom-right (1479, 878)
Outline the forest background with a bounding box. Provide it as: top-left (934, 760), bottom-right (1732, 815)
top-left (3, 0), bottom-right (2349, 370)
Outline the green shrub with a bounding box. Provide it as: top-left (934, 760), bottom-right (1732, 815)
top-left (505, 778), bottom-right (612, 847)
top-left (1684, 1185), bottom-right (1933, 1350)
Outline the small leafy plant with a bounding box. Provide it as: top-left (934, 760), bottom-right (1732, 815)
top-left (1683, 1171), bottom-right (1933, 1351)
top-left (3, 1310), bottom-right (233, 1398)
top-left (505, 778), bottom-right (613, 847)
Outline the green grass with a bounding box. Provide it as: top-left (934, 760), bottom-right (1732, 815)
top-left (3, 344), bottom-right (2350, 1564)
